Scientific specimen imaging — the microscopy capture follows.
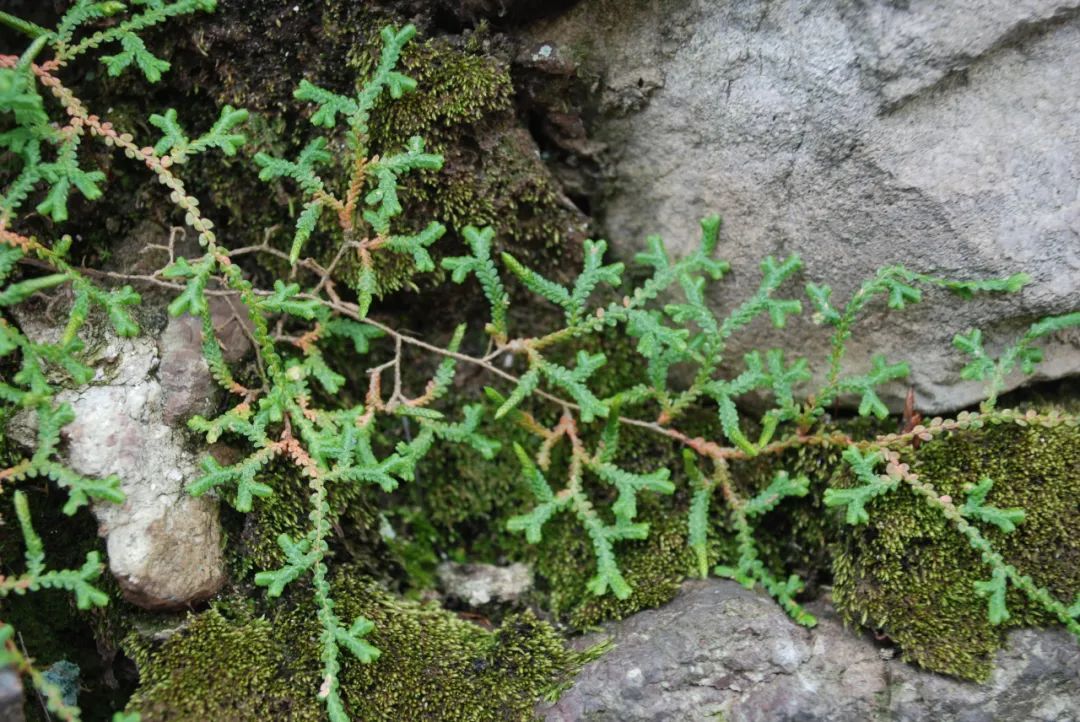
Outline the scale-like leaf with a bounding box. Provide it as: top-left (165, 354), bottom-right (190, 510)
top-left (744, 471), bottom-right (810, 517)
top-left (824, 447), bottom-right (897, 524)
top-left (101, 33), bottom-right (171, 81)
top-left (592, 461), bottom-right (673, 523)
top-left (974, 566), bottom-right (1010, 625)
top-left (538, 353), bottom-right (608, 422)
top-left (442, 225), bottom-right (509, 338)
top-left (953, 329), bottom-right (994, 381)
top-left (335, 616), bottom-right (380, 663)
top-left (322, 318), bottom-right (383, 354)
top-left (294, 79), bottom-right (358, 128)
top-left (806, 282), bottom-right (841, 325)
top-left (254, 533), bottom-right (315, 597)
top-left (258, 280), bottom-right (321, 319)
top-left (961, 477), bottom-right (1025, 533)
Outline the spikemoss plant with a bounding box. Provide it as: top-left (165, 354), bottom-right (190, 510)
top-left (1, 3), bottom-right (221, 719)
top-left (2, 3), bottom-right (1080, 720)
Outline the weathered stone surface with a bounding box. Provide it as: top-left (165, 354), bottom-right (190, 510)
top-left (527, 0), bottom-right (1080, 413)
top-left (437, 561), bottom-right (534, 607)
top-left (540, 579), bottom-right (1080, 722)
top-left (9, 310), bottom-right (226, 610)
top-left (887, 627), bottom-right (1080, 722)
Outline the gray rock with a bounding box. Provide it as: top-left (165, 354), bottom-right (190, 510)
top-left (8, 309), bottom-right (227, 610)
top-left (159, 314), bottom-right (218, 426)
top-left (541, 579), bottom-right (1080, 722)
top-left (437, 562), bottom-right (534, 607)
top-left (0, 667), bottom-right (24, 722)
top-left (159, 300), bottom-right (251, 425)
top-left (527, 0), bottom-right (1080, 413)
top-left (887, 627), bottom-right (1080, 722)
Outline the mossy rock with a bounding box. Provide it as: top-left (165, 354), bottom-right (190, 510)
top-left (91, 2), bottom-right (583, 305)
top-left (831, 418), bottom-right (1080, 680)
top-left (124, 572), bottom-right (586, 722)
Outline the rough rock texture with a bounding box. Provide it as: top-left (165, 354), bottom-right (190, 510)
top-left (541, 580), bottom-right (1080, 722)
top-left (9, 309), bottom-right (230, 610)
top-left (436, 562), bottom-right (534, 607)
top-left (527, 0), bottom-right (1080, 413)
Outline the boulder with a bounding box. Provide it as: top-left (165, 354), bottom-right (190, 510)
top-left (541, 579), bottom-right (1080, 722)
top-left (526, 0), bottom-right (1080, 412)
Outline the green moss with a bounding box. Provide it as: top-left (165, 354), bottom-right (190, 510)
top-left (831, 420), bottom-right (1080, 680)
top-left (335, 577), bottom-right (583, 720)
top-left (360, 29), bottom-right (586, 275)
top-left (538, 505), bottom-right (705, 628)
top-left (125, 572), bottom-right (585, 722)
top-left (124, 604), bottom-right (317, 722)
top-left (228, 462), bottom-right (388, 582)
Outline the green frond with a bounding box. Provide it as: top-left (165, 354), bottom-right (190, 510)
top-left (494, 367), bottom-right (540, 419)
top-left (295, 79), bottom-right (359, 128)
top-left (973, 566), bottom-right (1010, 625)
top-left (322, 318), bottom-right (383, 354)
top-left (258, 280), bottom-right (322, 319)
top-left (591, 461), bottom-right (673, 524)
top-left (150, 105), bottom-right (247, 161)
top-left (953, 329), bottom-right (994, 381)
top-left (101, 32), bottom-right (171, 81)
top-left (442, 225), bottom-right (509, 340)
top-left (254, 138), bottom-right (331, 196)
top-left (13, 489), bottom-right (45, 577)
top-left (164, 256), bottom-right (214, 318)
top-left (56, 1), bottom-right (126, 46)
top-left (382, 220), bottom-right (445, 272)
top-left (537, 353), bottom-right (608, 422)
top-left (719, 254), bottom-right (803, 339)
top-left (188, 453), bottom-right (274, 512)
top-left (960, 477), bottom-right (1025, 533)
top-left (502, 251), bottom-right (571, 306)
top-left (254, 533), bottom-right (316, 597)
top-left (743, 471), bottom-right (810, 517)
top-left (837, 354), bottom-right (909, 419)
top-left (805, 282), bottom-right (841, 325)
top-left (683, 452), bottom-right (714, 578)
top-left (824, 447), bottom-right (897, 525)
top-left (714, 393), bottom-right (758, 456)
top-left (4, 491), bottom-right (109, 610)
top-left (633, 235), bottom-right (669, 273)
